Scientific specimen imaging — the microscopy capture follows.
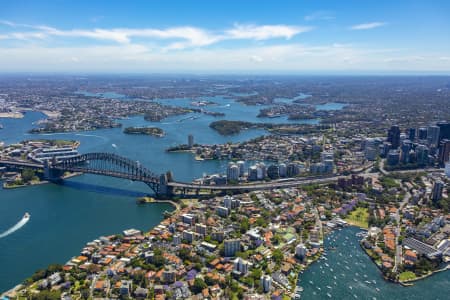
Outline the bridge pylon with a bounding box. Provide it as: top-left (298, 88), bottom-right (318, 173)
top-left (158, 172), bottom-right (174, 198)
top-left (43, 160), bottom-right (64, 182)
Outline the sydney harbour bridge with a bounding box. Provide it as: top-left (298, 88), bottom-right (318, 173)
top-left (0, 152), bottom-right (341, 197)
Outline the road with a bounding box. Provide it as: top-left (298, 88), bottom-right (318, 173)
top-left (393, 187), bottom-right (411, 273)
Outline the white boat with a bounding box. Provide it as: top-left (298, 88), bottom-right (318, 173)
top-left (24, 212), bottom-right (30, 219)
top-left (326, 286), bottom-right (332, 289)
top-left (349, 286), bottom-right (353, 290)
top-left (327, 293), bottom-right (332, 298)
top-left (376, 288), bottom-right (380, 292)
top-left (365, 280), bottom-right (371, 284)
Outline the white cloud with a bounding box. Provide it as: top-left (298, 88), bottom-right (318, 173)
top-left (0, 20), bottom-right (311, 49)
top-left (0, 43), bottom-right (447, 73)
top-left (225, 24), bottom-right (312, 40)
top-left (350, 22), bottom-right (386, 30)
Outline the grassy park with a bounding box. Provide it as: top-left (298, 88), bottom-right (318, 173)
top-left (345, 207), bottom-right (369, 229)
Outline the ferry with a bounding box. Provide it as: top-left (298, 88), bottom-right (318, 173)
top-left (24, 212), bottom-right (30, 219)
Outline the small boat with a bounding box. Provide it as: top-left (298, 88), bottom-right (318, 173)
top-left (327, 293), bottom-right (332, 298)
top-left (317, 287), bottom-right (321, 290)
top-left (309, 281), bottom-right (314, 285)
top-left (375, 288), bottom-right (380, 292)
top-left (349, 286), bottom-right (353, 290)
top-left (365, 280), bottom-right (371, 284)
top-left (326, 286), bottom-right (332, 289)
top-left (24, 212), bottom-right (30, 219)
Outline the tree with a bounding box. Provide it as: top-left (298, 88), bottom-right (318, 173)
top-left (192, 278), bottom-right (207, 294)
top-left (31, 290), bottom-right (61, 300)
top-left (22, 168), bottom-right (36, 183)
top-left (272, 249), bottom-right (284, 264)
top-left (240, 217), bottom-right (250, 233)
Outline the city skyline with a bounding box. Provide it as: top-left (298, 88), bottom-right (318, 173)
top-left (1, 0), bottom-right (450, 73)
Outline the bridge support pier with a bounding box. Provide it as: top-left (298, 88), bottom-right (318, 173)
top-left (43, 161), bottom-right (65, 182)
top-left (157, 173), bottom-right (174, 198)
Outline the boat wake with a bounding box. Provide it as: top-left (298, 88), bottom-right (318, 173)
top-left (0, 214), bottom-right (30, 239)
top-left (75, 133), bottom-right (108, 141)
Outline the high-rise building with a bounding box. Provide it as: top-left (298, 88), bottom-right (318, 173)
top-left (267, 164), bottom-right (280, 179)
top-left (445, 162), bottom-right (450, 178)
top-left (400, 140), bottom-right (412, 164)
top-left (387, 150), bottom-right (400, 165)
top-left (223, 195), bottom-right (233, 210)
top-left (195, 223), bottom-right (207, 236)
top-left (227, 162), bottom-right (240, 182)
top-left (387, 125), bottom-right (401, 149)
top-left (287, 162), bottom-right (300, 177)
top-left (248, 166), bottom-right (258, 181)
top-left (408, 128), bottom-right (416, 141)
top-left (188, 134), bottom-right (194, 148)
top-left (224, 239), bottom-right (241, 257)
top-left (260, 275), bottom-right (272, 293)
top-left (416, 144), bottom-right (429, 165)
top-left (427, 126), bottom-right (440, 147)
top-left (162, 267), bottom-right (176, 283)
top-left (418, 127), bottom-right (428, 140)
top-left (438, 139), bottom-right (450, 166)
top-left (437, 121), bottom-right (450, 143)
top-left (233, 257), bottom-right (251, 275)
top-left (431, 181), bottom-right (444, 203)
top-left (236, 161), bottom-right (245, 176)
top-left (278, 163), bottom-right (287, 177)
top-left (256, 162), bottom-right (266, 180)
top-left (295, 243), bottom-right (307, 260)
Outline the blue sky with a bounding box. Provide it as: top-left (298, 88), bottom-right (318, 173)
top-left (0, 0), bottom-right (449, 73)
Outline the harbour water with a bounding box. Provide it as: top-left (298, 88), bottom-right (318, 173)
top-left (1, 96), bottom-right (448, 296)
top-left (298, 226), bottom-right (450, 299)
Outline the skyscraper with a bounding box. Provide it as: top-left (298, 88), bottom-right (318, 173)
top-left (188, 134), bottom-right (194, 148)
top-left (408, 127), bottom-right (416, 141)
top-left (427, 126), bottom-right (440, 147)
top-left (437, 121), bottom-right (450, 143)
top-left (387, 125), bottom-right (401, 149)
top-left (418, 127), bottom-right (428, 140)
top-left (438, 139), bottom-right (450, 166)
top-left (226, 162), bottom-right (240, 182)
top-left (431, 181), bottom-right (444, 203)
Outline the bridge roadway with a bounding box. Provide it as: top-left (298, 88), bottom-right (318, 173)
top-left (167, 175), bottom-right (342, 191)
top-left (1, 157), bottom-right (444, 195)
top-left (0, 159), bottom-right (43, 169)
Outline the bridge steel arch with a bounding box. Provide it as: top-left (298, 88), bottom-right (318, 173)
top-left (52, 152), bottom-right (164, 194)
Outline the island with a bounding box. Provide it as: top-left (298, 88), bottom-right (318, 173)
top-left (123, 126), bottom-right (165, 137)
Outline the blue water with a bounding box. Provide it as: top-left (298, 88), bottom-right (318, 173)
top-left (1, 95), bottom-right (447, 297)
top-left (298, 226), bottom-right (450, 299)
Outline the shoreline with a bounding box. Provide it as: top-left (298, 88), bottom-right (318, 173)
top-left (358, 233), bottom-right (449, 287)
top-left (0, 112), bottom-right (24, 119)
top-left (136, 196), bottom-right (180, 211)
top-left (2, 172), bottom-right (83, 190)
top-left (1, 195), bottom-right (178, 296)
